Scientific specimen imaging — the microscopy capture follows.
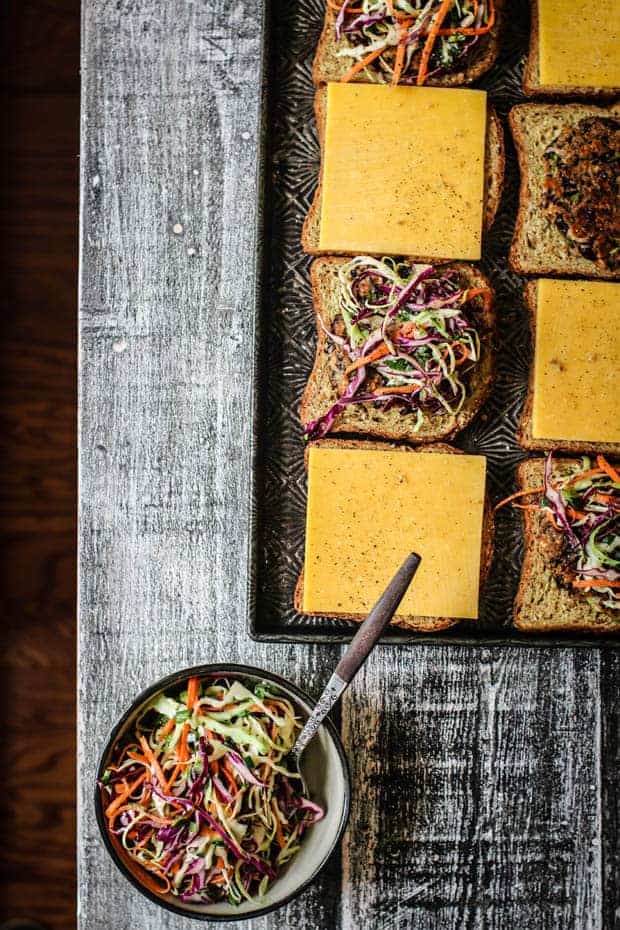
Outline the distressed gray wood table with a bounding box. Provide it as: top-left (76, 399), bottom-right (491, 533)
top-left (78, 2), bottom-right (619, 928)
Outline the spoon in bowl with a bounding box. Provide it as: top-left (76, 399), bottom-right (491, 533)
top-left (291, 551), bottom-right (421, 780)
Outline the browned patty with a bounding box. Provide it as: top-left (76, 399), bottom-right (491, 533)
top-left (541, 116), bottom-right (619, 272)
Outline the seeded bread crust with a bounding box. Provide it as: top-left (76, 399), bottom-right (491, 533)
top-left (313, 1), bottom-right (503, 88)
top-left (508, 103), bottom-right (620, 280)
top-left (300, 257), bottom-right (496, 442)
top-left (517, 281), bottom-right (620, 455)
top-left (294, 438), bottom-right (494, 632)
top-left (514, 457), bottom-right (619, 633)
top-left (301, 86), bottom-right (505, 258)
top-left (523, 0), bottom-right (620, 99)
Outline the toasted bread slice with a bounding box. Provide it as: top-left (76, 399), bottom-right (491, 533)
top-left (509, 103), bottom-right (620, 280)
top-left (313, 1), bottom-right (503, 88)
top-left (514, 457), bottom-right (619, 633)
top-left (294, 438), bottom-right (495, 632)
top-left (518, 281), bottom-right (620, 456)
top-left (301, 87), bottom-right (505, 258)
top-left (300, 258), bottom-right (496, 443)
top-left (523, 0), bottom-right (620, 99)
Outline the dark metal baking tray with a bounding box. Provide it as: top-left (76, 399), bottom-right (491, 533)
top-left (247, 0), bottom-right (619, 646)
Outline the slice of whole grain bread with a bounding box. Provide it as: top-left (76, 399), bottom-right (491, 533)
top-left (509, 103), bottom-right (620, 280)
top-left (514, 457), bottom-right (619, 633)
top-left (301, 87), bottom-right (505, 258)
top-left (523, 0), bottom-right (620, 99)
top-left (294, 438), bottom-right (494, 632)
top-left (517, 281), bottom-right (620, 456)
top-left (313, 2), bottom-right (502, 88)
top-left (300, 257), bottom-right (495, 442)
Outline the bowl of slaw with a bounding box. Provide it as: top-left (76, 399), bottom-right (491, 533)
top-left (95, 663), bottom-right (350, 921)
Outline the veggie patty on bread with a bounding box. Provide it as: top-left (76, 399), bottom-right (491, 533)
top-left (501, 454), bottom-right (620, 632)
top-left (509, 103), bottom-right (620, 280)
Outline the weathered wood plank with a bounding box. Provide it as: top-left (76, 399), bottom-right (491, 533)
top-left (343, 648), bottom-right (604, 930)
top-left (601, 651), bottom-right (620, 930)
top-left (79, 2), bottom-right (341, 928)
top-left (79, 1), bottom-right (617, 929)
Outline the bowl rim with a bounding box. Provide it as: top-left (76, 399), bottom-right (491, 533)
top-left (94, 662), bottom-right (351, 922)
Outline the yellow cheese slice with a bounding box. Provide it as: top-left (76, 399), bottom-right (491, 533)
top-left (538, 0), bottom-right (620, 89)
top-left (532, 279), bottom-right (620, 444)
top-left (302, 447), bottom-right (486, 620)
top-left (318, 83), bottom-right (487, 260)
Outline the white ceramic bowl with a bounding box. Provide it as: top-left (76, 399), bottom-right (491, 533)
top-left (95, 663), bottom-right (350, 921)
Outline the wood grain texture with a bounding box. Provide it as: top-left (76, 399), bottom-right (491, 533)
top-left (0, 1), bottom-right (79, 926)
top-left (343, 649), bottom-right (604, 930)
top-left (79, 1), bottom-right (619, 929)
top-left (601, 651), bottom-right (620, 930)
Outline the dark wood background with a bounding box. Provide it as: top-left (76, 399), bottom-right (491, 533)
top-left (0, 2), bottom-right (78, 927)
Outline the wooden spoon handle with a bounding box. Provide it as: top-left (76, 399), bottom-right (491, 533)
top-left (335, 551), bottom-right (422, 683)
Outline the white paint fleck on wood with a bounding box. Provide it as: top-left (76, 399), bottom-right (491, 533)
top-left (79, 1), bottom-right (617, 928)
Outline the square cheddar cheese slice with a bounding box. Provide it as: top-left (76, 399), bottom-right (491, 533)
top-left (318, 83), bottom-right (487, 260)
top-left (302, 446), bottom-right (487, 620)
top-left (537, 0), bottom-right (620, 89)
top-left (532, 279), bottom-right (620, 444)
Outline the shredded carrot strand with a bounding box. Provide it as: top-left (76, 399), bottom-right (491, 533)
top-left (597, 455), bottom-right (620, 484)
top-left (164, 762), bottom-right (182, 792)
top-left (187, 676), bottom-right (200, 710)
top-left (222, 765), bottom-right (238, 795)
top-left (494, 486), bottom-right (545, 511)
top-left (447, 0), bottom-right (495, 34)
top-left (342, 44), bottom-right (388, 82)
top-left (373, 383), bottom-right (422, 396)
top-left (134, 862), bottom-right (172, 895)
top-left (465, 287), bottom-right (492, 311)
top-left (105, 773), bottom-right (146, 820)
top-left (572, 579), bottom-right (620, 589)
top-left (139, 735), bottom-right (167, 789)
top-left (386, 0), bottom-right (414, 22)
top-left (417, 0), bottom-right (454, 85)
top-left (135, 830), bottom-right (154, 850)
top-left (436, 22), bottom-right (493, 35)
top-left (454, 344), bottom-right (470, 367)
top-left (345, 343), bottom-right (391, 374)
top-left (565, 468), bottom-right (603, 486)
top-left (272, 801), bottom-right (286, 849)
top-left (592, 493), bottom-right (618, 506)
top-left (392, 34), bottom-right (408, 86)
top-left (328, 0), bottom-right (363, 12)
top-left (435, 0), bottom-right (495, 34)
